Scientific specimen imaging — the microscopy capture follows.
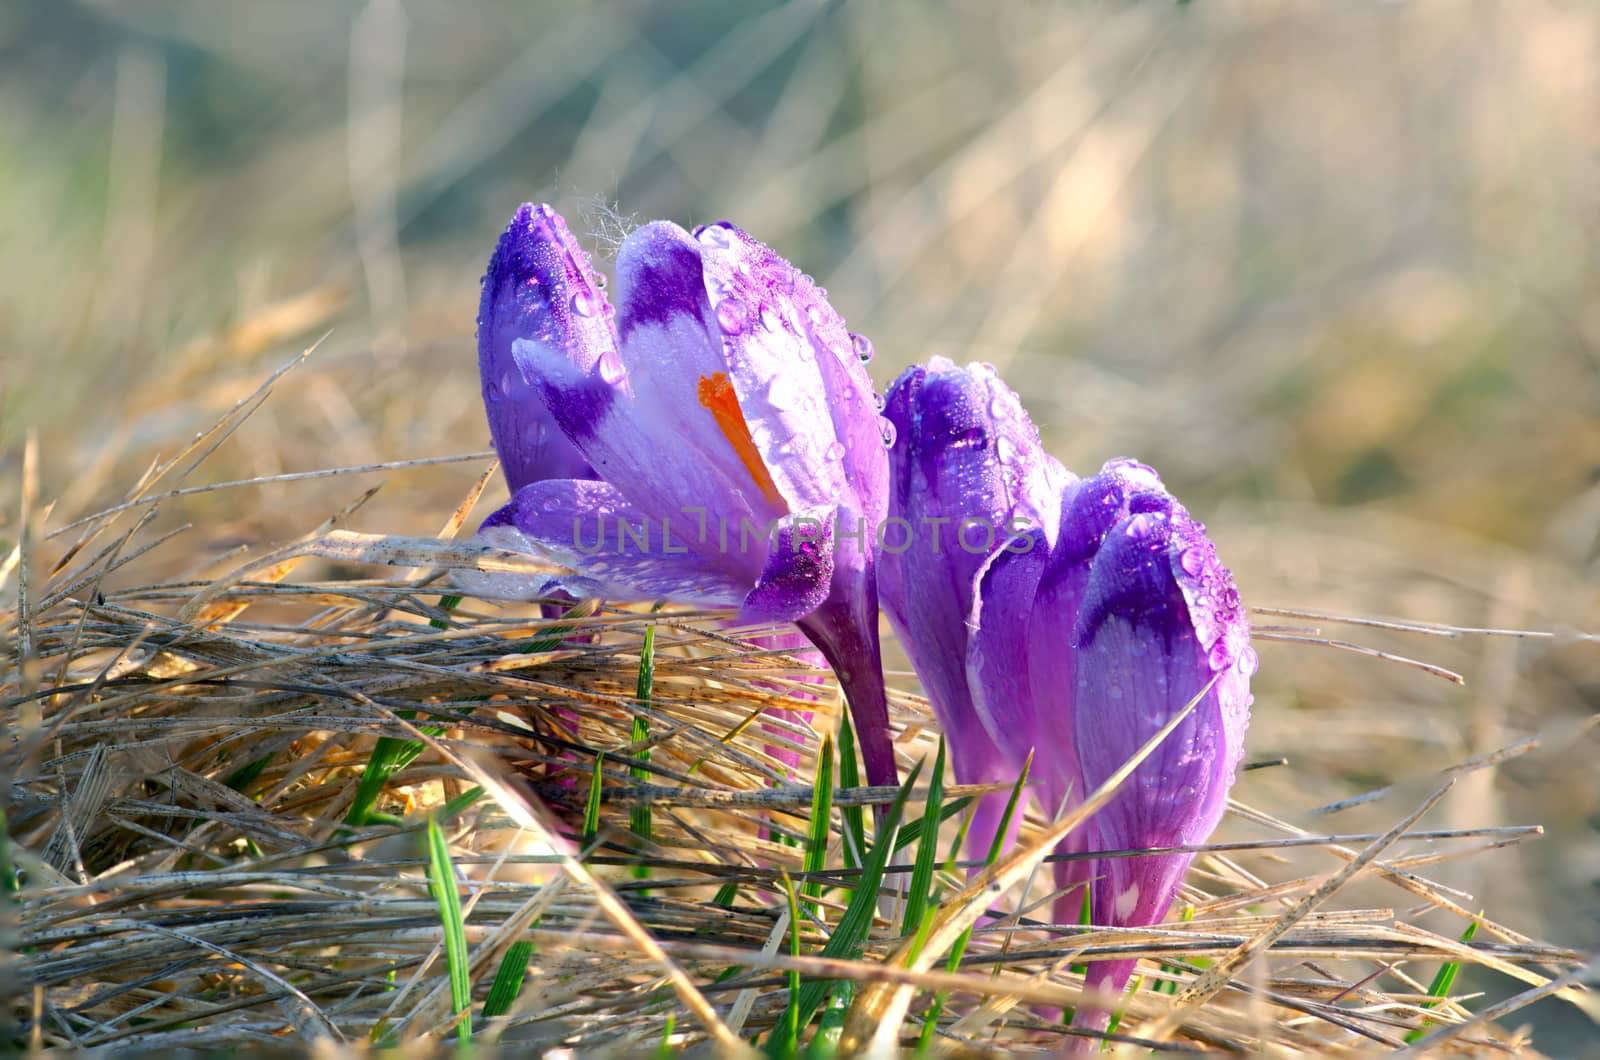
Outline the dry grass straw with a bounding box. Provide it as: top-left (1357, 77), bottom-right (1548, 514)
top-left (2, 359), bottom-right (1595, 1056)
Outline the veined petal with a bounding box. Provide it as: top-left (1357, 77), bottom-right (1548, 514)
top-left (465, 479), bottom-right (751, 607)
top-left (739, 509), bottom-right (836, 624)
top-left (1072, 493), bottom-right (1252, 940)
top-left (479, 204), bottom-right (616, 491)
top-left (967, 529), bottom-right (1050, 769)
top-left (614, 220), bottom-right (790, 523)
top-left (692, 221), bottom-right (854, 516)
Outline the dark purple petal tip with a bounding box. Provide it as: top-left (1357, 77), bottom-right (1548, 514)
top-left (615, 221), bottom-right (711, 336)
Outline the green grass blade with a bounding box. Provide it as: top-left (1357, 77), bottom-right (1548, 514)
top-left (766, 871), bottom-right (805, 1058)
top-left (1404, 917), bottom-right (1480, 1043)
top-left (802, 732), bottom-right (835, 912)
top-left (630, 622), bottom-right (657, 848)
top-left (804, 982), bottom-right (852, 1060)
top-left (900, 738), bottom-right (946, 937)
top-left (895, 796), bottom-right (971, 854)
top-left (425, 816), bottom-right (473, 1042)
top-left (582, 752), bottom-right (605, 848)
top-left (835, 709), bottom-right (866, 870)
top-left (430, 593), bottom-right (462, 631)
top-left (482, 939), bottom-right (535, 1018)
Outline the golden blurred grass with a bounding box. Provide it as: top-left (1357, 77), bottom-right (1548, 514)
top-left (3, 0), bottom-right (1599, 1051)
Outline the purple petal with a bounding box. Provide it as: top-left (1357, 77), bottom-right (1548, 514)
top-left (479, 204), bottom-right (615, 490)
top-left (739, 511), bottom-right (836, 624)
top-left (879, 358), bottom-right (1074, 848)
top-left (464, 479), bottom-right (751, 606)
top-left (1071, 490), bottom-right (1252, 951)
top-left (690, 222), bottom-right (862, 517)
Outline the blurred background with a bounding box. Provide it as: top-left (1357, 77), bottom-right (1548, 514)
top-left (2, 0), bottom-right (1597, 1043)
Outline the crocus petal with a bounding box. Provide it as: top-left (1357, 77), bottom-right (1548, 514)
top-left (465, 479), bottom-right (751, 606)
top-left (739, 510), bottom-right (836, 624)
top-left (879, 358), bottom-right (1074, 855)
top-left (690, 221), bottom-right (860, 515)
top-left (1069, 487), bottom-right (1252, 1028)
top-left (479, 204), bottom-right (615, 491)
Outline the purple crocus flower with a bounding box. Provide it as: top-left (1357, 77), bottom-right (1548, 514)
top-left (877, 358), bottom-right (1072, 857)
top-left (458, 205), bottom-right (897, 790)
top-left (970, 458), bottom-right (1253, 1042)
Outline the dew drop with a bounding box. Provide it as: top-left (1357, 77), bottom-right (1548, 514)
top-left (995, 435), bottom-right (1018, 465)
top-left (598, 356), bottom-right (627, 386)
top-left (716, 298), bottom-right (747, 335)
top-left (760, 305), bottom-right (783, 332)
top-left (1124, 513), bottom-right (1153, 540)
top-left (825, 440), bottom-right (846, 461)
top-left (796, 341), bottom-right (815, 362)
top-left (988, 394), bottom-right (1010, 419)
top-left (500, 371), bottom-right (518, 396)
top-left (1237, 646), bottom-right (1259, 676)
top-left (594, 271), bottom-right (608, 290)
top-left (523, 421), bottom-right (547, 447)
top-left (1208, 638), bottom-right (1232, 672)
top-left (570, 290), bottom-right (597, 317)
top-left (766, 373), bottom-right (800, 411)
top-left (805, 304), bottom-right (826, 330)
top-left (696, 223), bottom-right (735, 248)
top-left (484, 379), bottom-right (503, 401)
top-left (1180, 547), bottom-right (1206, 577)
top-left (782, 303), bottom-right (804, 334)
top-left (879, 416), bottom-right (898, 448)
top-left (873, 390), bottom-right (887, 412)
top-left (850, 332), bottom-right (874, 363)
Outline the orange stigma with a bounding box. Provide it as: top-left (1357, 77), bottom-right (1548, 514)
top-left (697, 372), bottom-right (784, 509)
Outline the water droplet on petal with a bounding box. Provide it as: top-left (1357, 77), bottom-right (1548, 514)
top-left (1237, 646), bottom-right (1259, 676)
top-left (1208, 638), bottom-right (1232, 672)
top-left (500, 371), bottom-right (518, 396)
top-left (804, 304), bottom-right (826, 330)
top-left (825, 440), bottom-right (846, 461)
top-left (766, 373), bottom-right (800, 411)
top-left (995, 435), bottom-right (1018, 464)
top-left (523, 421), bottom-right (547, 446)
top-left (696, 223), bottom-right (735, 248)
top-left (594, 271), bottom-right (608, 290)
top-left (599, 356), bottom-right (627, 386)
top-left (1125, 513), bottom-right (1153, 540)
top-left (873, 391), bottom-right (887, 412)
top-left (988, 394), bottom-right (1010, 419)
top-left (1180, 547), bottom-right (1206, 577)
top-left (570, 290), bottom-right (597, 317)
top-left (760, 305), bottom-right (782, 332)
top-left (850, 332), bottom-right (874, 363)
top-left (716, 298), bottom-right (747, 334)
top-left (485, 379), bottom-right (503, 401)
top-left (879, 416), bottom-right (898, 448)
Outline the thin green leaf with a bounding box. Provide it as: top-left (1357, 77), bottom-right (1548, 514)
top-left (766, 871), bottom-right (805, 1058)
top-left (630, 621), bottom-right (657, 850)
top-left (802, 732), bottom-right (835, 912)
top-left (804, 982), bottom-right (852, 1060)
top-left (834, 710), bottom-right (866, 870)
top-left (900, 738), bottom-right (946, 936)
top-left (430, 593), bottom-right (462, 631)
top-left (482, 939), bottom-right (535, 1018)
top-left (425, 816), bottom-right (473, 1042)
top-left (1404, 917), bottom-right (1480, 1042)
top-left (582, 752), bottom-right (605, 848)
top-left (896, 796), bottom-right (972, 854)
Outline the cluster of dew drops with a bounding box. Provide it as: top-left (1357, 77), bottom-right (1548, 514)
top-left (690, 221), bottom-right (899, 454)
